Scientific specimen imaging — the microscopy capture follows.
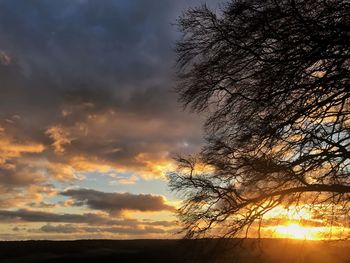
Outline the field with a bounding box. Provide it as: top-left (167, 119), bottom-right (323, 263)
top-left (0, 239), bottom-right (349, 263)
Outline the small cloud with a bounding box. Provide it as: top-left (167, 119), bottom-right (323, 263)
top-left (28, 201), bottom-right (58, 209)
top-left (110, 175), bottom-right (139, 185)
top-left (0, 51), bottom-right (11, 66)
top-left (39, 224), bottom-right (78, 234)
top-left (12, 226), bottom-right (26, 232)
top-left (46, 125), bottom-right (72, 154)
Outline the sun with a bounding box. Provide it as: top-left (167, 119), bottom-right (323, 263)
top-left (273, 223), bottom-right (322, 240)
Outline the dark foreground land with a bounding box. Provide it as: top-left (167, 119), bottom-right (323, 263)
top-left (0, 239), bottom-right (349, 263)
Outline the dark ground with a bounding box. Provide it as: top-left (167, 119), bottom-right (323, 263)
top-left (0, 238), bottom-right (349, 263)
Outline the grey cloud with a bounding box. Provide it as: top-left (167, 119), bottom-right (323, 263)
top-left (0, 0), bottom-right (206, 188)
top-left (0, 167), bottom-right (40, 187)
top-left (28, 201), bottom-right (58, 209)
top-left (61, 188), bottom-right (175, 214)
top-left (0, 209), bottom-right (106, 224)
top-left (0, 208), bottom-right (178, 237)
top-left (39, 224), bottom-right (78, 234)
top-left (0, 0), bottom-right (197, 114)
top-left (0, 1), bottom-right (221, 238)
top-left (0, 209), bottom-right (176, 228)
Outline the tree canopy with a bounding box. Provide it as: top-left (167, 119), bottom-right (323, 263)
top-left (169, 0), bottom-right (350, 239)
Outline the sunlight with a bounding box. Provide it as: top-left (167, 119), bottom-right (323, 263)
top-left (261, 205), bottom-right (349, 240)
top-left (273, 223), bottom-right (324, 240)
top-left (264, 206), bottom-right (313, 220)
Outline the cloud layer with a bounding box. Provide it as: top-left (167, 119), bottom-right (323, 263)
top-left (0, 0), bottom-right (216, 239)
top-left (0, 0), bottom-right (204, 191)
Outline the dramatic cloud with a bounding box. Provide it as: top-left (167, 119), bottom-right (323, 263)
top-left (61, 188), bottom-right (175, 215)
top-left (0, 0), bottom-right (217, 239)
top-left (0, 0), bottom-right (205, 191)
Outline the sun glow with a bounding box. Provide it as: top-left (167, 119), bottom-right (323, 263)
top-left (273, 223), bottom-right (323, 240)
top-left (263, 206), bottom-right (343, 240)
top-left (274, 224), bottom-right (318, 239)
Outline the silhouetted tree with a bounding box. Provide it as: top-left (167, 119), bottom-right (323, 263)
top-left (169, 0), bottom-right (350, 239)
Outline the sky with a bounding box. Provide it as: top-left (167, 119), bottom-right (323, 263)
top-left (0, 0), bottom-right (220, 240)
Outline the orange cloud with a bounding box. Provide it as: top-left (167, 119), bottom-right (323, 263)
top-left (46, 126), bottom-right (72, 153)
top-left (134, 152), bottom-right (175, 180)
top-left (0, 133), bottom-right (45, 165)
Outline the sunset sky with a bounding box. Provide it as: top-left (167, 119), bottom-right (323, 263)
top-left (0, 0), bottom-right (220, 240)
top-left (1, 0), bottom-right (348, 242)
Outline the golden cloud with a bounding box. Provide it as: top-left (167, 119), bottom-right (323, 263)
top-left (46, 126), bottom-right (72, 153)
top-left (0, 133), bottom-right (45, 165)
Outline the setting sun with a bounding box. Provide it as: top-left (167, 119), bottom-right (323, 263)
top-left (262, 206), bottom-right (348, 240)
top-left (273, 223), bottom-right (324, 240)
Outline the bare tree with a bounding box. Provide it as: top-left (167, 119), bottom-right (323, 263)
top-left (169, 0), bottom-right (350, 239)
